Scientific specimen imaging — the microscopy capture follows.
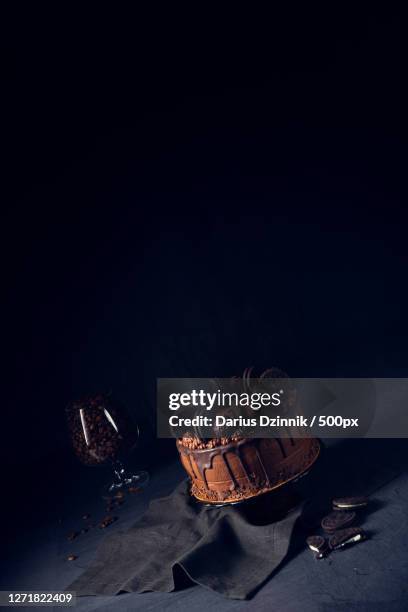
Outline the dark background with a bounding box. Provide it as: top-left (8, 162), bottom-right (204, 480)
top-left (2, 4), bottom-right (408, 542)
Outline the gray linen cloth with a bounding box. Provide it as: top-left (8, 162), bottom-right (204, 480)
top-left (69, 480), bottom-right (302, 600)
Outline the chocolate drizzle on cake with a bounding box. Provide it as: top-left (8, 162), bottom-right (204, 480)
top-left (180, 438), bottom-right (251, 490)
top-left (275, 438), bottom-right (287, 458)
top-left (177, 436), bottom-right (320, 504)
top-left (253, 440), bottom-right (270, 486)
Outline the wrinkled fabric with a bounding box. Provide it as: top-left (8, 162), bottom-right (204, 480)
top-left (69, 480), bottom-right (302, 600)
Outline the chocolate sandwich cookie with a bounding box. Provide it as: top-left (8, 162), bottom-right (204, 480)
top-left (332, 496), bottom-right (368, 510)
top-left (329, 527), bottom-right (366, 551)
top-left (321, 510), bottom-right (356, 534)
top-left (306, 535), bottom-right (329, 559)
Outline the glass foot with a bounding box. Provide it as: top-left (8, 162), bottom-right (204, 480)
top-left (101, 470), bottom-right (149, 500)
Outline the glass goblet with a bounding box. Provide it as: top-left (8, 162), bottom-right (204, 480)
top-left (66, 393), bottom-right (149, 498)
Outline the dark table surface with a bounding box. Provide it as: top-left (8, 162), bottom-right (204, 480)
top-left (3, 440), bottom-right (408, 611)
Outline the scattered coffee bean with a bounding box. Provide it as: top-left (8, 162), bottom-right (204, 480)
top-left (80, 528), bottom-right (89, 535)
top-left (67, 531), bottom-right (79, 541)
top-left (82, 513), bottom-right (91, 520)
top-left (306, 535), bottom-right (329, 559)
top-left (67, 554), bottom-right (78, 561)
top-left (98, 515), bottom-right (118, 529)
top-left (333, 496), bottom-right (369, 510)
top-left (329, 527), bottom-right (366, 550)
top-left (321, 511), bottom-right (356, 534)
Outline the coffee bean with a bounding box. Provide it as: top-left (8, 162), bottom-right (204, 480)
top-left (321, 511), bottom-right (356, 534)
top-left (67, 531), bottom-right (78, 541)
top-left (306, 535), bottom-right (329, 559)
top-left (332, 496), bottom-right (369, 510)
top-left (329, 527), bottom-right (366, 550)
top-left (66, 395), bottom-right (125, 466)
top-left (98, 515), bottom-right (118, 529)
top-left (82, 513), bottom-right (90, 520)
top-left (67, 554), bottom-right (78, 561)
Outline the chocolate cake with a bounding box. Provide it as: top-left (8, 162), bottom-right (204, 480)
top-left (177, 435), bottom-right (320, 504)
